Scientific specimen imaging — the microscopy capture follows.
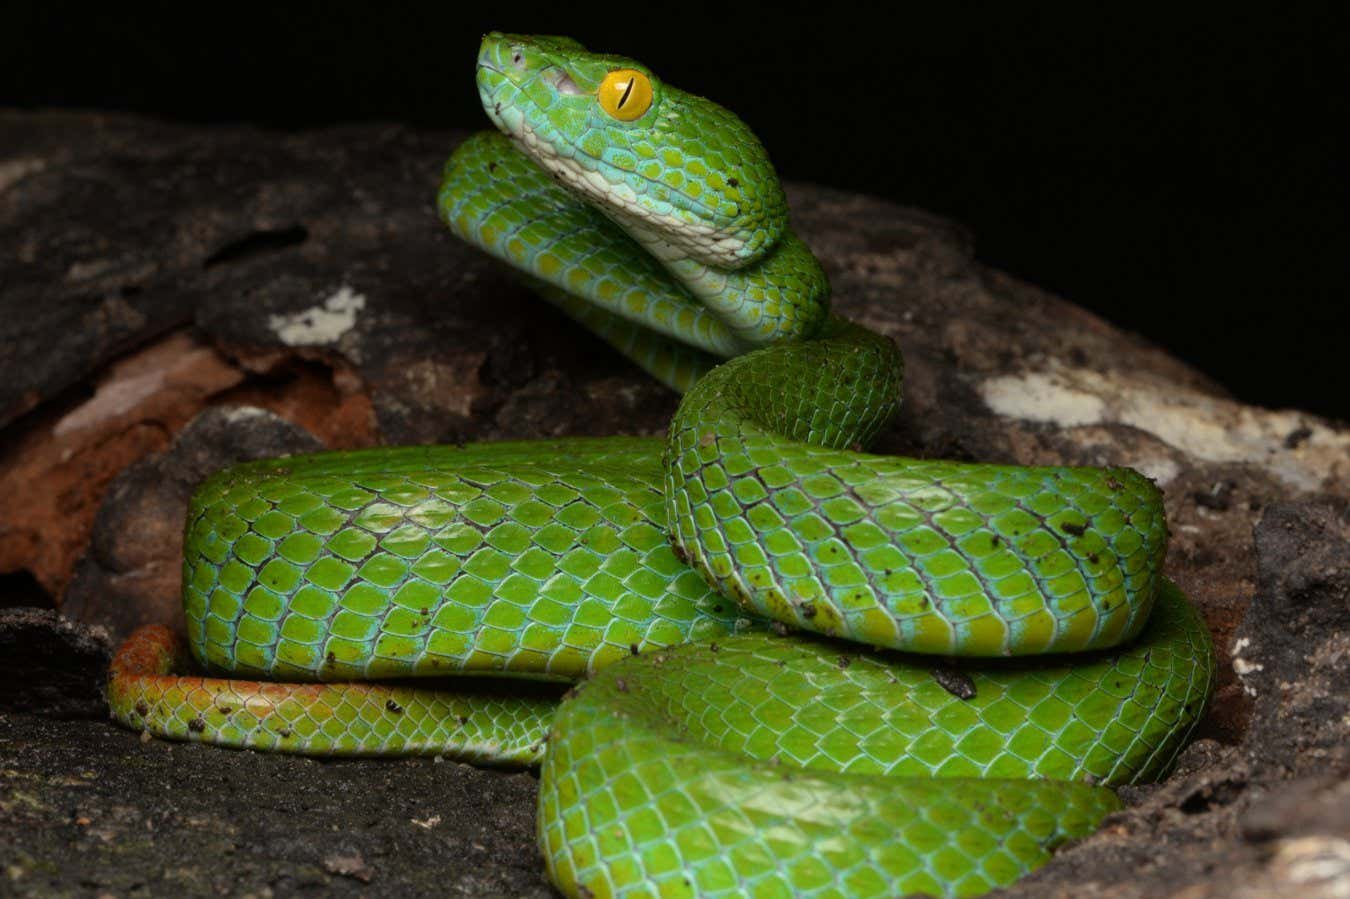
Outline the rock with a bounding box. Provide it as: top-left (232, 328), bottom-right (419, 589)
top-left (0, 334), bottom-right (245, 603)
top-left (1234, 498), bottom-right (1349, 776)
top-left (0, 714), bottom-right (550, 898)
top-left (0, 608), bottom-right (111, 719)
top-left (62, 406), bottom-right (325, 637)
top-left (1, 109), bottom-right (1347, 897)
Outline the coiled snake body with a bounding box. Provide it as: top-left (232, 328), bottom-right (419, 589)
top-left (109, 34), bottom-right (1215, 898)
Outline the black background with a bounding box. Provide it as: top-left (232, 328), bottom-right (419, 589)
top-left (7, 4), bottom-right (1346, 419)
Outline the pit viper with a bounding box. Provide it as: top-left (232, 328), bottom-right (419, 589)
top-left (108, 33), bottom-right (1216, 898)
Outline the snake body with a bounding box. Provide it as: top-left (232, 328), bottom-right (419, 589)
top-left (108, 33), bottom-right (1215, 898)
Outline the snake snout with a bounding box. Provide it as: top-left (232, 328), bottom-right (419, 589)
top-left (476, 34), bottom-right (521, 80)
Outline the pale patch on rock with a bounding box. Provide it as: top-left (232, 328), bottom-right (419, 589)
top-left (54, 368), bottom-right (169, 438)
top-left (394, 359), bottom-right (479, 418)
top-left (980, 364), bottom-right (1348, 492)
top-left (268, 285), bottom-right (366, 346)
top-left (1231, 636), bottom-right (1264, 697)
top-left (65, 258), bottom-right (120, 282)
top-left (0, 156), bottom-right (46, 192)
top-left (221, 406), bottom-right (271, 424)
top-left (52, 335), bottom-right (240, 438)
top-left (1266, 836), bottom-right (1350, 897)
top-left (981, 371), bottom-right (1106, 427)
top-left (1132, 455), bottom-right (1183, 486)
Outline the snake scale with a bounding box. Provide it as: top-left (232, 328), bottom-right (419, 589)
top-left (108, 33), bottom-right (1215, 898)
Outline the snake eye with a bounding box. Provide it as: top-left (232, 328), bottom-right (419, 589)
top-left (597, 69), bottom-right (653, 121)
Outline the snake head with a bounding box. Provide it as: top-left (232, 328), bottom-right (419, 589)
top-left (476, 32), bottom-right (789, 270)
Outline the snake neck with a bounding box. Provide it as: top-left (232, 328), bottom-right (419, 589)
top-left (617, 213), bottom-right (833, 347)
top-left (474, 32), bottom-right (831, 350)
top-left (669, 318), bottom-right (903, 453)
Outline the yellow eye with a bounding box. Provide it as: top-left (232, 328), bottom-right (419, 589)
top-left (597, 69), bottom-right (653, 121)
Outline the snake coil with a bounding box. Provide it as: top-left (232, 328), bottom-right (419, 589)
top-left (109, 33), bottom-right (1215, 898)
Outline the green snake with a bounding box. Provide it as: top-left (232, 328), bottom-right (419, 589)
top-left (108, 33), bottom-right (1215, 898)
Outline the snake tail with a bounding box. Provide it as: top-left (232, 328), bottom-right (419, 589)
top-left (110, 624), bottom-right (556, 764)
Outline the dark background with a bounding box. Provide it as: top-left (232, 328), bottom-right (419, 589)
top-left (7, 4), bottom-right (1346, 419)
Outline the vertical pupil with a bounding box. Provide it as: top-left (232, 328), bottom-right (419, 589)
top-left (617, 78), bottom-right (635, 108)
